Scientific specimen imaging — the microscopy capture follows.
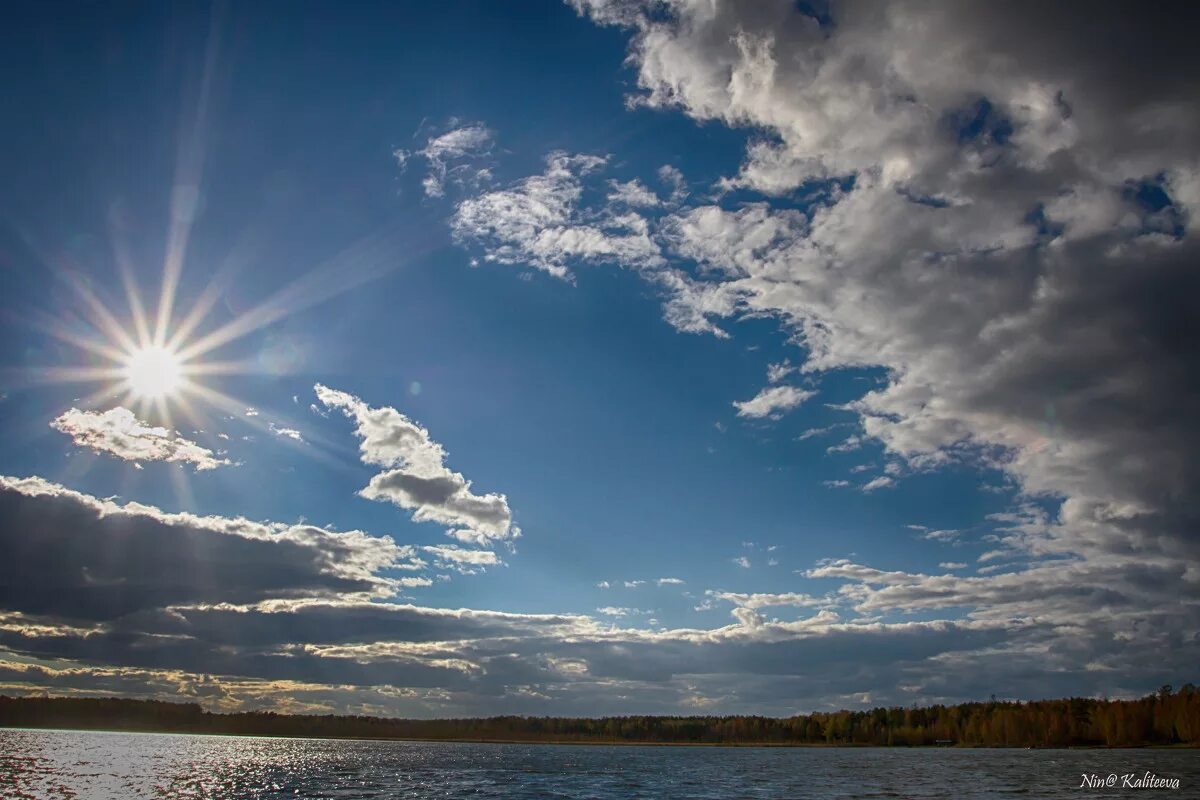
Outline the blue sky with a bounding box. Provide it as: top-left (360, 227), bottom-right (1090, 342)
top-left (1, 0), bottom-right (1196, 716)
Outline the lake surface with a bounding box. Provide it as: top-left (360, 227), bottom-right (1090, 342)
top-left (1, 728), bottom-right (1197, 798)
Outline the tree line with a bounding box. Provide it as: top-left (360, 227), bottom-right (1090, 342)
top-left (2, 685), bottom-right (1199, 747)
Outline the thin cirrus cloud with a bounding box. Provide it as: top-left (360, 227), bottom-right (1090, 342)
top-left (50, 406), bottom-right (232, 471)
top-left (394, 122), bottom-right (495, 198)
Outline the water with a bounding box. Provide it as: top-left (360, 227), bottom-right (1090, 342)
top-left (1, 729), bottom-right (1197, 799)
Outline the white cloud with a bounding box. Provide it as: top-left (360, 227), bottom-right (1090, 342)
top-left (656, 577), bottom-right (684, 586)
top-left (395, 122), bottom-right (494, 198)
top-left (316, 384), bottom-right (517, 546)
top-left (732, 556), bottom-right (751, 569)
top-left (422, 545), bottom-right (502, 574)
top-left (657, 164), bottom-right (687, 203)
top-left (826, 436), bottom-right (862, 454)
top-left (923, 529), bottom-right (960, 542)
top-left (708, 590), bottom-right (824, 610)
top-left (452, 152), bottom-right (663, 279)
top-left (607, 178), bottom-right (661, 208)
top-left (861, 476), bottom-right (895, 493)
top-left (766, 360), bottom-right (796, 384)
top-left (50, 407), bottom-right (232, 472)
top-left (733, 385), bottom-right (815, 419)
top-left (568, 0), bottom-right (1200, 585)
top-left (595, 606), bottom-right (650, 617)
top-left (268, 423), bottom-right (304, 442)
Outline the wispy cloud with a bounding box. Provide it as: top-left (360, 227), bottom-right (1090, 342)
top-left (733, 385), bottom-right (815, 419)
top-left (50, 407), bottom-right (232, 471)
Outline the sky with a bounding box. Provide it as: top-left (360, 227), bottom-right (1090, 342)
top-left (0, 0), bottom-right (1196, 717)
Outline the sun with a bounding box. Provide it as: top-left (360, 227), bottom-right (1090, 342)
top-left (123, 346), bottom-right (184, 399)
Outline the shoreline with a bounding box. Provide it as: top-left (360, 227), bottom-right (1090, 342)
top-left (4, 726), bottom-right (1196, 749)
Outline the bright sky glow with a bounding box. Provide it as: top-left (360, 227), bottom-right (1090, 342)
top-left (122, 346), bottom-right (183, 399)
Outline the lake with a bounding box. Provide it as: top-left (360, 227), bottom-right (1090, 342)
top-left (1, 728), bottom-right (1197, 798)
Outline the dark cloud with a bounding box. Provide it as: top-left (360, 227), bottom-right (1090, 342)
top-left (0, 477), bottom-right (403, 621)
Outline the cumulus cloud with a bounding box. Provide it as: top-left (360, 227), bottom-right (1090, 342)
top-left (567, 0), bottom-right (1200, 574)
top-left (316, 385), bottom-right (517, 546)
top-left (50, 407), bottom-right (232, 471)
top-left (357, 0), bottom-right (1200, 705)
top-left (733, 386), bottom-right (815, 419)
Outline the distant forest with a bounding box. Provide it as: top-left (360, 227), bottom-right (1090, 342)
top-left (3, 687), bottom-right (1200, 747)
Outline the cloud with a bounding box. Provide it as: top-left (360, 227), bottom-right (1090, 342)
top-left (451, 152), bottom-right (664, 279)
top-left (607, 178), bottom-right (661, 208)
top-left (826, 436), bottom-right (863, 454)
top-left (733, 386), bottom-right (816, 419)
top-left (50, 407), bottom-right (232, 471)
top-left (595, 606), bottom-right (650, 617)
top-left (395, 122), bottom-right (494, 198)
top-left (268, 422), bottom-right (304, 442)
top-left (707, 591), bottom-right (825, 610)
top-left (9, 0), bottom-right (1200, 718)
top-left (568, 0), bottom-right (1200, 571)
top-left (545, 0), bottom-right (1200, 701)
top-left (732, 556), bottom-right (751, 569)
top-left (766, 360), bottom-right (796, 384)
top-left (860, 476), bottom-right (895, 493)
top-left (656, 577), bottom-right (684, 586)
top-left (0, 475), bottom-right (410, 621)
top-left (3, 473), bottom-right (1195, 716)
top-left (422, 545), bottom-right (502, 574)
top-left (316, 384), bottom-right (517, 546)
